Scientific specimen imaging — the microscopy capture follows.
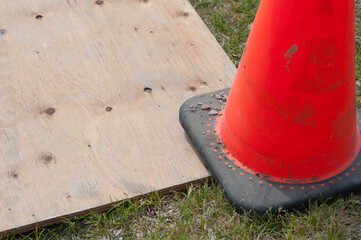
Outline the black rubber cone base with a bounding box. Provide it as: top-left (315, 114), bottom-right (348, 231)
top-left (179, 88), bottom-right (361, 215)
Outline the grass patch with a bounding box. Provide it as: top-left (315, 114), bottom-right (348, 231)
top-left (191, 0), bottom-right (259, 66)
top-left (5, 182), bottom-right (361, 239)
top-left (355, 0), bottom-right (361, 107)
top-left (3, 0), bottom-right (361, 239)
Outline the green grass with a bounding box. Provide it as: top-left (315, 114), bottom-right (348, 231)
top-left (4, 0), bottom-right (361, 239)
top-left (192, 0), bottom-right (259, 66)
top-left (6, 182), bottom-right (361, 239)
top-left (355, 0), bottom-right (361, 107)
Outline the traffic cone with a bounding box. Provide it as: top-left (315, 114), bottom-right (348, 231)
top-left (180, 0), bottom-right (361, 214)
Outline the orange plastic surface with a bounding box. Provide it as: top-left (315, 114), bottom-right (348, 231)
top-left (220, 0), bottom-right (360, 182)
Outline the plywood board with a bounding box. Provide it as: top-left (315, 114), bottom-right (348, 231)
top-left (0, 0), bottom-right (236, 235)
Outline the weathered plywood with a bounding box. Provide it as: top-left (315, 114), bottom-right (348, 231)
top-left (0, 0), bottom-right (236, 235)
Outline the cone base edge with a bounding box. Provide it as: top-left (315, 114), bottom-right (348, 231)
top-left (179, 88), bottom-right (361, 214)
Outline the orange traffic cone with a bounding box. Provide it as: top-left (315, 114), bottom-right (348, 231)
top-left (180, 0), bottom-right (360, 213)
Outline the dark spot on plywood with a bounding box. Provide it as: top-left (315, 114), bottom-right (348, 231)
top-left (150, 30), bottom-right (154, 34)
top-left (95, 0), bottom-right (103, 5)
top-left (35, 15), bottom-right (43, 20)
top-left (105, 106), bottom-right (113, 112)
top-left (67, 195), bottom-right (71, 199)
top-left (161, 86), bottom-right (165, 91)
top-left (0, 29), bottom-right (6, 35)
top-left (143, 0), bottom-right (149, 2)
top-left (44, 108), bottom-right (56, 116)
top-left (134, 27), bottom-right (138, 31)
top-left (187, 86), bottom-right (196, 92)
top-left (88, 144), bottom-right (92, 148)
top-left (144, 87), bottom-right (152, 93)
top-left (200, 80), bottom-right (208, 86)
top-left (8, 170), bottom-right (19, 180)
top-left (44, 155), bottom-right (52, 162)
top-left (183, 12), bottom-right (189, 17)
top-left (8, 208), bottom-right (11, 211)
top-left (40, 153), bottom-right (56, 165)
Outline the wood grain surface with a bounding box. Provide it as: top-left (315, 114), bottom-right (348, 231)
top-left (0, 0), bottom-right (236, 235)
